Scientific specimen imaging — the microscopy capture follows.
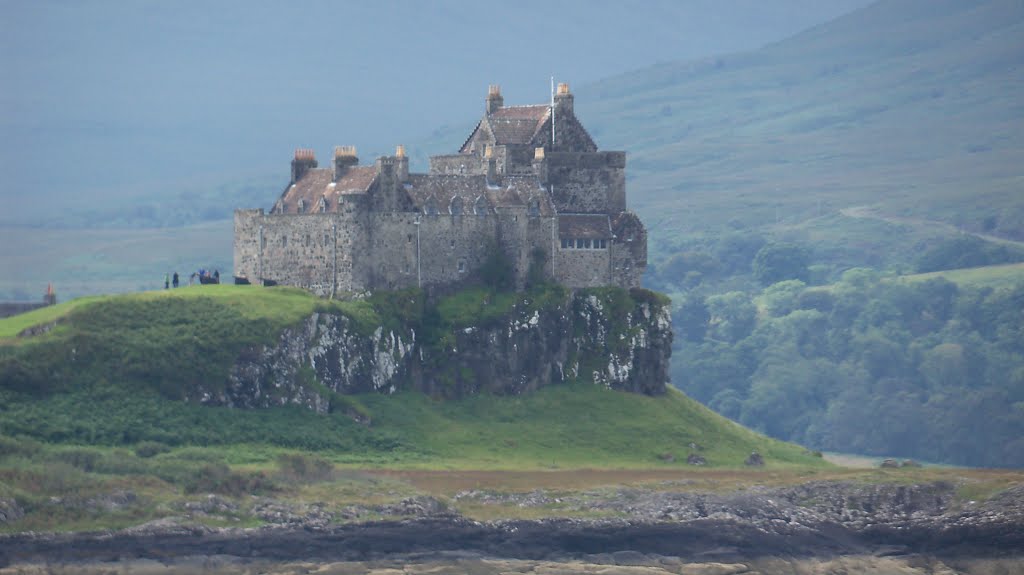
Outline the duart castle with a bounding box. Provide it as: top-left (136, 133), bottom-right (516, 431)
top-left (233, 83), bottom-right (647, 294)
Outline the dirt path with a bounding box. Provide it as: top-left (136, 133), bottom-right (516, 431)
top-left (840, 206), bottom-right (1024, 249)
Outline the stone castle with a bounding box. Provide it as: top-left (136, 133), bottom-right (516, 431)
top-left (233, 83), bottom-right (647, 294)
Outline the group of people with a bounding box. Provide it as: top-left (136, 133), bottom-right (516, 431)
top-left (163, 269), bottom-right (220, 289)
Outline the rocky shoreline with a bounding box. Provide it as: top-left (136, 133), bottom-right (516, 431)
top-left (2, 480), bottom-right (1022, 572)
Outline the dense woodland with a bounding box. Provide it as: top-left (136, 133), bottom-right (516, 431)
top-left (650, 236), bottom-right (1024, 468)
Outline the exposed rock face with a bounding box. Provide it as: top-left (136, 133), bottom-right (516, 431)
top-left (205, 289), bottom-right (672, 410)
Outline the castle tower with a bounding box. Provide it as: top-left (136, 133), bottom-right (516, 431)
top-left (291, 148), bottom-right (317, 183)
top-left (486, 84), bottom-right (504, 115)
top-left (334, 146), bottom-right (358, 181)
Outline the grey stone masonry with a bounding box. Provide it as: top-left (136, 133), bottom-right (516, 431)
top-left (234, 83), bottom-right (647, 294)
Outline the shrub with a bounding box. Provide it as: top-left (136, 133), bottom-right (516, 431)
top-left (0, 435), bottom-right (43, 461)
top-left (134, 441), bottom-right (172, 458)
top-left (276, 453), bottom-right (334, 483)
top-left (183, 463), bottom-right (278, 496)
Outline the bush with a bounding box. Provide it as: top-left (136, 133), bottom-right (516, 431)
top-left (134, 441), bottom-right (172, 458)
top-left (183, 463), bottom-right (278, 496)
top-left (276, 453), bottom-right (334, 483)
top-left (0, 435), bottom-right (43, 461)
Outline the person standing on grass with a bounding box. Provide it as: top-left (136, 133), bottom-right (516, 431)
top-left (172, 272), bottom-right (179, 288)
top-left (164, 273), bottom-right (170, 290)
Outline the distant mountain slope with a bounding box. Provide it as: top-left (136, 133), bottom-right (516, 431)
top-left (575, 0), bottom-right (1023, 250)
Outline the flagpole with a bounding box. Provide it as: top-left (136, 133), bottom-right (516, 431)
top-left (550, 75), bottom-right (555, 147)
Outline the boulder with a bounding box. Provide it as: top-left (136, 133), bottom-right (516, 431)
top-left (744, 451), bottom-right (765, 466)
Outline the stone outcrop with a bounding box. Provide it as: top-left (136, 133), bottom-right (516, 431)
top-left (196, 289), bottom-right (672, 410)
top-left (1, 481), bottom-right (1022, 571)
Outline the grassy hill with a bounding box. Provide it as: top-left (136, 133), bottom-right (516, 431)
top-left (0, 285), bottom-right (822, 470)
top-left (584, 0), bottom-right (1023, 249)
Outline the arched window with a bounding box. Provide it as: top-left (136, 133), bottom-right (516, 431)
top-left (474, 195), bottom-right (488, 216)
top-left (424, 196), bottom-right (440, 216)
top-left (318, 196), bottom-right (327, 213)
top-left (449, 195), bottom-right (464, 216)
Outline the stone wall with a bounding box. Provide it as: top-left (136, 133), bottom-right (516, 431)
top-left (0, 302), bottom-right (50, 319)
top-left (545, 151), bottom-right (626, 214)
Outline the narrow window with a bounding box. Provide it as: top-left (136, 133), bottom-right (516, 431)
top-left (576, 239), bottom-right (584, 249)
top-left (458, 260), bottom-right (466, 273)
top-left (297, 199), bottom-right (305, 212)
top-left (584, 239), bottom-right (592, 249)
top-left (450, 239), bottom-right (455, 248)
top-left (407, 234), bottom-right (413, 243)
top-left (281, 235), bottom-right (288, 248)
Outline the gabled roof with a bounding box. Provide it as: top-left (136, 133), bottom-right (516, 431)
top-left (460, 105), bottom-right (553, 152)
top-left (273, 167), bottom-right (377, 214)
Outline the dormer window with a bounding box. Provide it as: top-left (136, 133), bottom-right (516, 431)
top-left (318, 196), bottom-right (327, 213)
top-left (296, 199), bottom-right (305, 213)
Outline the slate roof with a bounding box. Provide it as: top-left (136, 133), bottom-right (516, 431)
top-left (273, 167), bottom-right (378, 214)
top-left (487, 105), bottom-right (551, 145)
top-left (558, 214), bottom-right (612, 239)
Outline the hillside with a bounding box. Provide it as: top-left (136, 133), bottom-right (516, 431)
top-left (0, 285), bottom-right (819, 470)
top-left (583, 0), bottom-right (1023, 255)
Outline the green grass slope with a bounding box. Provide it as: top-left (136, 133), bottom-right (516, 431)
top-left (0, 286), bottom-right (823, 469)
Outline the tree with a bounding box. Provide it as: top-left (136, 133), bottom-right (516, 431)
top-left (706, 291), bottom-right (757, 343)
top-left (752, 242), bottom-right (810, 285)
top-left (673, 296), bottom-right (710, 342)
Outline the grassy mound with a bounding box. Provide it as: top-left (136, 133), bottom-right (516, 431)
top-left (0, 285), bottom-right (823, 469)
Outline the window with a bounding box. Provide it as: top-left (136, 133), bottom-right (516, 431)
top-left (528, 198), bottom-right (540, 217)
top-left (424, 197), bottom-right (439, 216)
top-left (281, 235), bottom-right (288, 248)
top-left (576, 239), bottom-right (584, 249)
top-left (297, 199), bottom-right (305, 212)
top-left (599, 239), bottom-right (607, 249)
top-left (450, 196), bottom-right (464, 215)
top-left (584, 239), bottom-right (592, 249)
top-left (324, 233), bottom-right (331, 245)
top-left (318, 197), bottom-right (327, 213)
top-left (304, 234), bottom-right (311, 247)
top-left (450, 239), bottom-right (455, 247)
top-left (407, 234), bottom-right (413, 244)
top-left (458, 260), bottom-right (466, 273)
top-left (474, 196), bottom-right (488, 216)
top-left (561, 239), bottom-right (570, 249)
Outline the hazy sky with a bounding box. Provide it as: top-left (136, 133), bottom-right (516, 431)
top-left (0, 0), bottom-right (873, 223)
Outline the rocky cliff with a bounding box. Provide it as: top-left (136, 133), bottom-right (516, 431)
top-left (200, 287), bottom-right (672, 411)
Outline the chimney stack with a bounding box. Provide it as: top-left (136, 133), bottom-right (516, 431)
top-left (486, 84), bottom-right (504, 115)
top-left (395, 145), bottom-right (409, 181)
top-left (333, 146), bottom-right (358, 181)
top-left (554, 82), bottom-right (573, 116)
top-left (532, 147), bottom-right (547, 183)
top-left (291, 148), bottom-right (318, 183)
top-left (485, 145), bottom-right (497, 184)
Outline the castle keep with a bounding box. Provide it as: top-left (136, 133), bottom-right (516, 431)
top-left (233, 84), bottom-right (647, 294)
